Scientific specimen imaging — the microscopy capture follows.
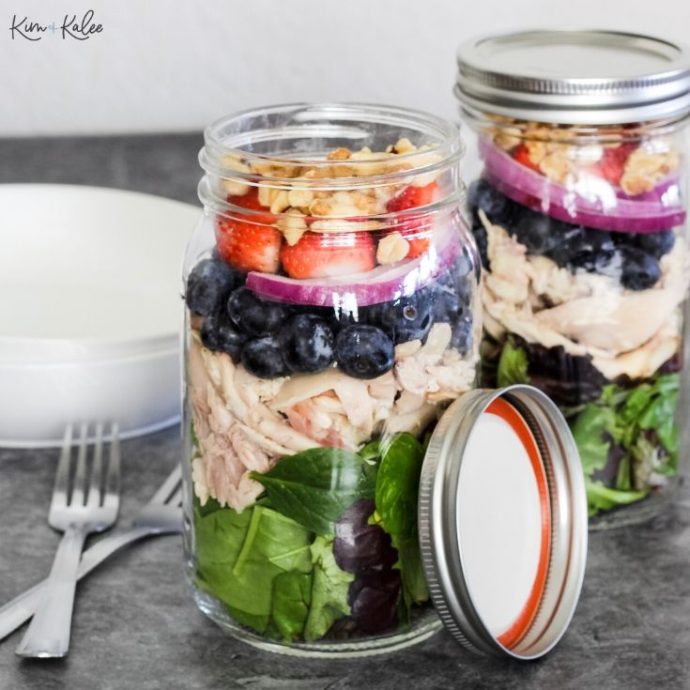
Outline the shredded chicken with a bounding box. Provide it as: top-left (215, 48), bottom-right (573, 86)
top-left (395, 323), bottom-right (477, 404)
top-left (188, 335), bottom-right (319, 512)
top-left (481, 217), bottom-right (690, 380)
top-left (270, 369), bottom-right (397, 450)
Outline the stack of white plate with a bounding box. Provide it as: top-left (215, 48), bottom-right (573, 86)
top-left (0, 185), bottom-right (200, 447)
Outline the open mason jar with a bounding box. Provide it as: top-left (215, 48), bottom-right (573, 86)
top-left (456, 31), bottom-right (690, 528)
top-left (181, 104), bottom-right (587, 658)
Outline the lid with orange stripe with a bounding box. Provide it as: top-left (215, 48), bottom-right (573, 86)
top-left (418, 384), bottom-right (588, 660)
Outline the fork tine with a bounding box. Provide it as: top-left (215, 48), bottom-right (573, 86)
top-left (103, 422), bottom-right (121, 510)
top-left (51, 425), bottom-right (74, 509)
top-left (70, 423), bottom-right (89, 507)
top-left (150, 465), bottom-right (182, 505)
top-left (86, 422), bottom-right (105, 508)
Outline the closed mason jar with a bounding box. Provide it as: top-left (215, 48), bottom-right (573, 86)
top-left (456, 30), bottom-right (690, 528)
top-left (181, 104), bottom-right (482, 654)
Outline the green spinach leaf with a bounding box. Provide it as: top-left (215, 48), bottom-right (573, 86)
top-left (251, 448), bottom-right (375, 536)
top-left (194, 504), bottom-right (312, 634)
top-left (375, 433), bottom-right (424, 540)
top-left (270, 571), bottom-right (312, 642)
top-left (374, 433), bottom-right (429, 607)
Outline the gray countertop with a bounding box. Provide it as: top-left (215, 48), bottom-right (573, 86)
top-left (1, 135), bottom-right (690, 690)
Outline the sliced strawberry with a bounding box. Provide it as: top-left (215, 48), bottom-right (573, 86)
top-left (594, 143), bottom-right (637, 187)
top-left (513, 144), bottom-right (541, 173)
top-left (384, 182), bottom-right (437, 259)
top-left (386, 182), bottom-right (438, 213)
top-left (215, 188), bottom-right (281, 273)
top-left (227, 188), bottom-right (274, 219)
top-left (280, 231), bottom-right (376, 279)
top-left (216, 215), bottom-right (282, 273)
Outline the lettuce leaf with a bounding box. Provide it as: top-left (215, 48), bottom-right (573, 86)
top-left (570, 405), bottom-right (618, 476)
top-left (304, 537), bottom-right (353, 641)
top-left (496, 339), bottom-right (530, 388)
top-left (571, 373), bottom-right (679, 516)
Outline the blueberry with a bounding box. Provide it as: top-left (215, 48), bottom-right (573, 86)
top-left (335, 325), bottom-right (395, 379)
top-left (451, 316), bottom-right (473, 354)
top-left (185, 258), bottom-right (243, 316)
top-left (470, 220), bottom-right (490, 269)
top-left (543, 225), bottom-right (586, 267)
top-left (431, 284), bottom-right (462, 323)
top-left (619, 246), bottom-right (661, 290)
top-left (636, 230), bottom-right (676, 259)
top-left (567, 229), bottom-right (616, 273)
top-left (467, 179), bottom-right (516, 228)
top-left (438, 260), bottom-right (473, 301)
top-left (227, 287), bottom-right (289, 337)
top-left (200, 312), bottom-right (246, 361)
top-left (372, 292), bottom-right (433, 344)
top-left (279, 314), bottom-right (335, 373)
top-left (241, 337), bottom-right (289, 378)
top-left (512, 210), bottom-right (568, 255)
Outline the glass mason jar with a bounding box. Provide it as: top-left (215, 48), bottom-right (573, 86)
top-left (456, 30), bottom-right (690, 528)
top-left (181, 104), bottom-right (480, 654)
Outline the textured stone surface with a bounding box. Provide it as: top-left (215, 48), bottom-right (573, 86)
top-left (1, 135), bottom-right (690, 689)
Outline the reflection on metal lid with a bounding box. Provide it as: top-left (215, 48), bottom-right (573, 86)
top-left (456, 30), bottom-right (690, 124)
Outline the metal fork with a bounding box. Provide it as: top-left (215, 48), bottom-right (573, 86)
top-left (15, 422), bottom-right (121, 658)
top-left (0, 465), bottom-right (182, 643)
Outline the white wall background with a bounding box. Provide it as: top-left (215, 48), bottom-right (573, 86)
top-left (2, 0), bottom-right (689, 136)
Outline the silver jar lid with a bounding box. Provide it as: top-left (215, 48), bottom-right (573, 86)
top-left (418, 385), bottom-right (587, 659)
top-left (455, 29), bottom-right (690, 124)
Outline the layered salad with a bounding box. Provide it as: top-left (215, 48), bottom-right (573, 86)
top-left (469, 119), bottom-right (689, 518)
top-left (185, 140), bottom-right (477, 643)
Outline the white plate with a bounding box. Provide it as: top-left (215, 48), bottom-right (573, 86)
top-left (0, 184), bottom-right (200, 447)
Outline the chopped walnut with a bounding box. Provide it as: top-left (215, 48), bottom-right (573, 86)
top-left (220, 178), bottom-right (250, 197)
top-left (218, 155), bottom-right (252, 196)
top-left (327, 147), bottom-right (352, 161)
top-left (391, 137), bottom-right (416, 154)
top-left (269, 190), bottom-right (290, 214)
top-left (277, 209), bottom-right (308, 246)
top-left (287, 188), bottom-right (314, 209)
top-left (620, 146), bottom-right (681, 196)
top-left (258, 184), bottom-right (276, 208)
top-left (376, 232), bottom-right (410, 264)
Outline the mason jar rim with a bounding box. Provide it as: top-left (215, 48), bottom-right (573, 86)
top-left (198, 102), bottom-right (466, 222)
top-left (199, 102), bottom-right (464, 187)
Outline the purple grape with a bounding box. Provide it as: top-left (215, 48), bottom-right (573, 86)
top-left (349, 570), bottom-right (401, 634)
top-left (333, 500), bottom-right (398, 576)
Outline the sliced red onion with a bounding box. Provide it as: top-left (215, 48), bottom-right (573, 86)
top-left (480, 138), bottom-right (686, 233)
top-left (246, 228), bottom-right (461, 307)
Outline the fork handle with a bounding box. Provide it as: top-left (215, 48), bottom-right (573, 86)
top-left (15, 525), bottom-right (87, 658)
top-left (0, 526), bottom-right (155, 643)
